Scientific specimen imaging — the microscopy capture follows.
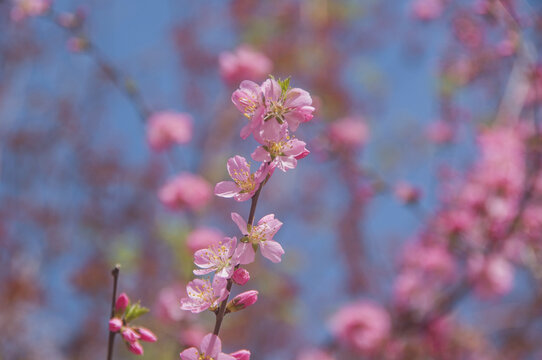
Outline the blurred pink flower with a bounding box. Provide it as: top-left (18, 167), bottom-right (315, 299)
top-left (468, 254), bottom-right (514, 299)
top-left (411, 0), bottom-right (443, 21)
top-left (394, 182), bottom-right (421, 204)
top-left (194, 237), bottom-right (239, 278)
top-left (180, 277), bottom-right (229, 313)
top-left (180, 333), bottom-right (235, 360)
top-left (186, 227), bottom-right (224, 254)
top-left (215, 156), bottom-right (269, 202)
top-left (10, 0), bottom-right (51, 22)
top-left (147, 111), bottom-right (193, 151)
top-left (231, 212), bottom-right (284, 264)
top-left (297, 348), bottom-right (335, 360)
top-left (219, 45), bottom-right (272, 85)
top-left (329, 301), bottom-right (390, 355)
top-left (121, 327), bottom-right (140, 343)
top-left (155, 284), bottom-right (186, 322)
top-left (127, 340), bottom-right (144, 355)
top-left (135, 327), bottom-right (158, 342)
top-left (328, 116), bottom-right (369, 150)
top-left (426, 120), bottom-right (454, 144)
top-left (179, 326), bottom-right (206, 348)
top-left (159, 173), bottom-right (212, 211)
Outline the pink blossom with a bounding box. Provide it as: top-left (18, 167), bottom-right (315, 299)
top-left (329, 301), bottom-right (390, 355)
top-left (193, 237), bottom-right (239, 278)
top-left (259, 78), bottom-right (315, 137)
top-left (109, 318), bottom-right (122, 332)
top-left (226, 290), bottom-right (258, 313)
top-left (121, 327), bottom-right (141, 343)
top-left (155, 284), bottom-right (186, 322)
top-left (180, 333), bottom-right (235, 360)
top-left (186, 227), bottom-right (224, 254)
top-left (215, 156), bottom-right (269, 202)
top-left (394, 182), bottom-right (421, 204)
top-left (252, 127), bottom-right (309, 172)
top-left (230, 349), bottom-right (251, 360)
top-left (426, 120), bottom-right (454, 144)
top-left (232, 268), bottom-right (250, 285)
top-left (115, 292), bottom-right (130, 313)
top-left (468, 254), bottom-right (514, 299)
top-left (127, 340), bottom-right (144, 355)
top-left (135, 327), bottom-right (157, 342)
top-left (411, 0), bottom-right (443, 21)
top-left (393, 271), bottom-right (435, 313)
top-left (231, 81), bottom-right (265, 139)
top-left (328, 116), bottom-right (369, 150)
top-left (10, 0), bottom-right (51, 22)
top-left (401, 242), bottom-right (456, 281)
top-left (147, 111), bottom-right (193, 151)
top-left (159, 173), bottom-right (212, 211)
top-left (179, 326), bottom-right (206, 348)
top-left (231, 212), bottom-right (284, 264)
top-left (219, 45), bottom-right (272, 85)
top-left (180, 277), bottom-right (229, 313)
top-left (297, 348), bottom-right (335, 360)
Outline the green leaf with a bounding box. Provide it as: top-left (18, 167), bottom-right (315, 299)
top-left (124, 302), bottom-right (150, 323)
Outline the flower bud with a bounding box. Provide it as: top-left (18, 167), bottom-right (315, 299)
top-left (230, 349), bottom-right (251, 360)
top-left (115, 292), bottom-right (130, 313)
top-left (135, 327), bottom-right (158, 342)
top-left (232, 268), bottom-right (250, 286)
top-left (109, 317), bottom-right (122, 332)
top-left (126, 340), bottom-right (144, 355)
top-left (121, 327), bottom-right (140, 343)
top-left (226, 290), bottom-right (258, 313)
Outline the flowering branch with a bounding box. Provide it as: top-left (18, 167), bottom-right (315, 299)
top-left (106, 265), bottom-right (120, 360)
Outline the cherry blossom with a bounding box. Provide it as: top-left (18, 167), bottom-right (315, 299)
top-left (231, 212), bottom-right (284, 264)
top-left (159, 173), bottom-right (212, 211)
top-left (215, 156), bottom-right (269, 202)
top-left (252, 127), bottom-right (309, 172)
top-left (194, 237), bottom-right (239, 278)
top-left (180, 277), bottom-right (229, 313)
top-left (180, 333), bottom-right (235, 360)
top-left (147, 111), bottom-right (193, 151)
top-left (219, 45), bottom-right (272, 85)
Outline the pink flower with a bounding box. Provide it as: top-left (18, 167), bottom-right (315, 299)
top-left (328, 116), bottom-right (369, 150)
top-left (219, 45), bottom-right (272, 85)
top-left (135, 327), bottom-right (158, 342)
top-left (180, 333), bottom-right (235, 360)
top-left (186, 227), bottom-right (224, 254)
top-left (232, 81), bottom-right (265, 139)
top-left (115, 292), bottom-right (130, 313)
top-left (329, 301), bottom-right (390, 355)
top-left (226, 290), bottom-right (259, 313)
top-left (122, 327), bottom-right (141, 343)
top-left (394, 182), bottom-right (421, 204)
top-left (127, 340), bottom-right (144, 355)
top-left (230, 349), bottom-right (251, 360)
top-left (159, 173), bottom-right (212, 211)
top-left (180, 277), bottom-right (229, 313)
top-left (259, 78), bottom-right (315, 137)
top-left (297, 348), bottom-right (335, 360)
top-left (411, 0), bottom-right (443, 21)
top-left (10, 0), bottom-right (51, 22)
top-left (179, 326), bottom-right (206, 348)
top-left (109, 318), bottom-right (122, 332)
top-left (147, 111), bottom-right (193, 151)
top-left (468, 254), bottom-right (514, 299)
top-left (426, 120), bottom-right (454, 144)
top-left (252, 127), bottom-right (309, 172)
top-left (215, 156), bottom-right (269, 202)
top-left (193, 237), bottom-right (239, 278)
top-left (232, 268), bottom-right (250, 285)
top-left (231, 212), bottom-right (284, 264)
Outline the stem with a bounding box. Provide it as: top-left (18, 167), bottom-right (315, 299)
top-left (107, 265), bottom-right (121, 360)
top-left (212, 174), bottom-right (269, 336)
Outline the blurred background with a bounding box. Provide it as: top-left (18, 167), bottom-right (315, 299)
top-left (2, 0), bottom-right (542, 359)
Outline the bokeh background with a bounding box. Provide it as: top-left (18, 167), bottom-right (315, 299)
top-left (2, 0), bottom-right (542, 359)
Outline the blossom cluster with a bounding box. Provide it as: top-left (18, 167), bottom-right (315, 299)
top-left (177, 76), bottom-right (315, 359)
top-left (108, 293), bottom-right (157, 355)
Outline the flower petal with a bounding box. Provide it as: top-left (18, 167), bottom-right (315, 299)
top-left (260, 240), bottom-right (284, 263)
